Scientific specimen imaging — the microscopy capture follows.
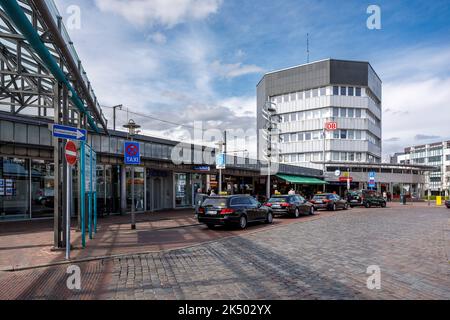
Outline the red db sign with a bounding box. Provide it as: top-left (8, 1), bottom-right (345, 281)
top-left (325, 122), bottom-right (338, 131)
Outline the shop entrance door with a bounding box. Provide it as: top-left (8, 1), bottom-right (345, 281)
top-left (153, 178), bottom-right (162, 211)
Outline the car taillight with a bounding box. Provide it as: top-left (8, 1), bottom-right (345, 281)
top-left (198, 208), bottom-right (205, 214)
top-left (310, 200), bottom-right (316, 204)
top-left (323, 199), bottom-right (331, 203)
top-left (265, 203), bottom-right (272, 207)
top-left (281, 203), bottom-right (290, 207)
top-left (220, 208), bottom-right (235, 215)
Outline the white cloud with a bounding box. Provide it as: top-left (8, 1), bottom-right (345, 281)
top-left (147, 32), bottom-right (167, 44)
top-left (380, 46), bottom-right (450, 156)
top-left (94, 0), bottom-right (222, 28)
top-left (211, 60), bottom-right (264, 79)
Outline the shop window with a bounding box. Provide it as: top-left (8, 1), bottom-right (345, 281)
top-left (0, 158), bottom-right (30, 220)
top-left (30, 160), bottom-right (54, 219)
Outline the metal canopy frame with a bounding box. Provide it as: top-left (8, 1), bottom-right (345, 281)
top-left (0, 0), bottom-right (107, 132)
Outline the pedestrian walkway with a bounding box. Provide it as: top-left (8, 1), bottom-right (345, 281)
top-left (0, 210), bottom-right (199, 271)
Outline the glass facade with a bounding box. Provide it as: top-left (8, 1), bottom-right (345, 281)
top-left (0, 158), bottom-right (30, 220)
top-left (126, 167), bottom-right (145, 212)
top-left (175, 173), bottom-right (192, 208)
top-left (30, 160), bottom-right (54, 219)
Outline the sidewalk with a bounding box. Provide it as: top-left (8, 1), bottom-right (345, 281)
top-left (0, 210), bottom-right (201, 271)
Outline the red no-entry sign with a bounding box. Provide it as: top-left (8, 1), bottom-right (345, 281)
top-left (65, 141), bottom-right (78, 166)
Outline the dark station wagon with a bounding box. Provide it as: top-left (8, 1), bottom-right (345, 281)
top-left (197, 195), bottom-right (273, 230)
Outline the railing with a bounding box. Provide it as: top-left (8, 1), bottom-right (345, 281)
top-left (43, 0), bottom-right (105, 125)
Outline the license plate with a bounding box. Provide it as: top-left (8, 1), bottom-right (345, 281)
top-left (273, 205), bottom-right (281, 208)
top-left (316, 201), bottom-right (323, 204)
top-left (206, 210), bottom-right (217, 215)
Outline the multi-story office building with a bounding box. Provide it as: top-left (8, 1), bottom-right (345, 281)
top-left (395, 141), bottom-right (450, 195)
top-left (257, 59), bottom-right (383, 171)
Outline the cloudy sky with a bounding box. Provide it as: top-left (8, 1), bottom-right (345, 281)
top-left (54, 0), bottom-right (450, 158)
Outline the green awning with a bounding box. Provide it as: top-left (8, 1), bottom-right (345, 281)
top-left (277, 174), bottom-right (328, 185)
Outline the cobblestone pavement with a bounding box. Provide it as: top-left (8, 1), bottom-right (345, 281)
top-left (1, 204), bottom-right (449, 300)
top-left (102, 205), bottom-right (450, 300)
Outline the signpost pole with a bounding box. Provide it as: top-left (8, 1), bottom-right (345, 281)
top-left (65, 163), bottom-right (70, 260)
top-left (131, 136), bottom-right (136, 230)
top-left (323, 127), bottom-right (326, 192)
top-left (88, 146), bottom-right (93, 239)
top-left (80, 141), bottom-right (86, 248)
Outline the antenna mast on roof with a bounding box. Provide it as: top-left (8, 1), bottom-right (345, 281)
top-left (307, 33), bottom-right (310, 63)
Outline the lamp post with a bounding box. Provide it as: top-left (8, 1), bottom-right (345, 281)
top-left (112, 104), bottom-right (123, 131)
top-left (123, 119), bottom-right (141, 230)
top-left (262, 101), bottom-right (278, 200)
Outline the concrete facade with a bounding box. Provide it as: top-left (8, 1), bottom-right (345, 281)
top-left (257, 59), bottom-right (383, 171)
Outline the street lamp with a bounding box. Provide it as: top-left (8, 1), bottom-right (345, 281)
top-left (123, 119), bottom-right (141, 230)
top-left (112, 104), bottom-right (123, 131)
top-left (262, 101), bottom-right (278, 200)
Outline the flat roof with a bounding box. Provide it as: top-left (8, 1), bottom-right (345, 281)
top-left (313, 161), bottom-right (437, 171)
top-left (257, 58), bottom-right (382, 87)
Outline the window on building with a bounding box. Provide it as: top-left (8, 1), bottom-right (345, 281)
top-left (283, 95), bottom-right (289, 102)
top-left (333, 130), bottom-right (340, 139)
top-left (320, 87), bottom-right (326, 96)
top-left (298, 154), bottom-right (305, 162)
top-left (290, 113), bottom-right (297, 122)
top-left (305, 132), bottom-right (312, 141)
top-left (332, 152), bottom-right (340, 161)
top-left (297, 92), bottom-right (304, 100)
top-left (333, 107), bottom-right (339, 117)
top-left (276, 96), bottom-right (282, 103)
top-left (355, 131), bottom-right (362, 140)
top-left (312, 131), bottom-right (320, 140)
top-left (355, 87), bottom-right (362, 96)
top-left (333, 86), bottom-right (339, 96)
top-left (348, 87), bottom-right (354, 96)
top-left (348, 108), bottom-right (354, 118)
top-left (298, 133), bottom-right (304, 141)
top-left (291, 154), bottom-right (298, 163)
top-left (306, 90), bottom-right (312, 99)
top-left (348, 130), bottom-right (355, 140)
top-left (340, 130), bottom-right (348, 139)
top-left (355, 109), bottom-right (362, 118)
top-left (290, 133), bottom-right (297, 142)
top-left (312, 89), bottom-right (319, 97)
top-left (340, 108), bottom-right (347, 118)
top-left (290, 93), bottom-right (296, 101)
top-left (340, 87), bottom-right (347, 96)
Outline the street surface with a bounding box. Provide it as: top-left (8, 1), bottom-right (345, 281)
top-left (1, 203), bottom-right (449, 300)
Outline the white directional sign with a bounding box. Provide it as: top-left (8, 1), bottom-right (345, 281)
top-left (52, 124), bottom-right (87, 142)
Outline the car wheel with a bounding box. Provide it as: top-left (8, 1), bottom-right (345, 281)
top-left (294, 208), bottom-right (300, 219)
top-left (266, 212), bottom-right (273, 224)
top-left (239, 216), bottom-right (248, 230)
top-left (381, 202), bottom-right (387, 208)
top-left (207, 224), bottom-right (216, 230)
top-left (344, 203), bottom-right (349, 210)
top-left (309, 206), bottom-right (315, 216)
top-left (332, 204), bottom-right (337, 211)
top-left (365, 202), bottom-right (371, 208)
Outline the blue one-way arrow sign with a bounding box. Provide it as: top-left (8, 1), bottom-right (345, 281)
top-left (52, 124), bottom-right (87, 142)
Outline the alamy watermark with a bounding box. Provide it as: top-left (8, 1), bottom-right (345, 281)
top-left (367, 5), bottom-right (382, 30)
top-left (170, 122), bottom-right (280, 176)
top-left (66, 265), bottom-right (81, 291)
top-left (65, 5), bottom-right (82, 30)
top-left (366, 265), bottom-right (382, 290)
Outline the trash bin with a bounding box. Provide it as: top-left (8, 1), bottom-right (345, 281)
top-left (402, 194), bottom-right (407, 205)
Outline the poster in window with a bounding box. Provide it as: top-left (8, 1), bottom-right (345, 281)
top-left (0, 179), bottom-right (4, 196)
top-left (6, 188), bottom-right (13, 196)
top-left (6, 179), bottom-right (13, 187)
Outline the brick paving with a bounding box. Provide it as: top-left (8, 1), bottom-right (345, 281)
top-left (1, 203), bottom-right (449, 300)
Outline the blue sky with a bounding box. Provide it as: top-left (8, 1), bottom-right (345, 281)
top-left (55, 0), bottom-right (450, 157)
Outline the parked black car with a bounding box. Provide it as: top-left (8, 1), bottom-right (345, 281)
top-left (445, 200), bottom-right (450, 209)
top-left (197, 195), bottom-right (273, 230)
top-left (310, 193), bottom-right (348, 211)
top-left (265, 195), bottom-right (315, 218)
top-left (347, 190), bottom-right (387, 208)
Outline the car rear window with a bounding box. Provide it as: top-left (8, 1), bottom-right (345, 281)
top-left (202, 198), bottom-right (228, 207)
top-left (268, 197), bottom-right (288, 203)
top-left (313, 195), bottom-right (330, 200)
